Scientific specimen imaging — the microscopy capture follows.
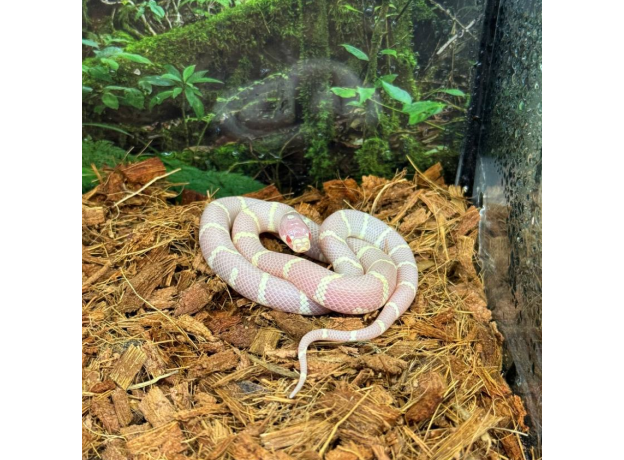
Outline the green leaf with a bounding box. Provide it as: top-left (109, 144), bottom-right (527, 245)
top-left (149, 90), bottom-right (174, 109)
top-left (95, 46), bottom-right (122, 58)
top-left (94, 105), bottom-right (105, 114)
top-left (100, 58), bottom-right (119, 70)
top-left (140, 75), bottom-right (174, 87)
top-left (123, 88), bottom-right (145, 109)
top-left (161, 73), bottom-right (182, 82)
top-left (104, 85), bottom-right (131, 91)
top-left (183, 65), bottom-right (196, 82)
top-left (356, 87), bottom-right (376, 104)
top-left (188, 74), bottom-right (223, 85)
top-left (82, 86), bottom-right (93, 93)
top-left (331, 87), bottom-right (357, 98)
top-left (118, 53), bottom-right (153, 65)
top-left (381, 81), bottom-right (412, 105)
top-left (185, 88), bottom-right (204, 118)
top-left (380, 49), bottom-right (397, 58)
top-left (374, 74), bottom-right (397, 88)
top-left (148, 1), bottom-right (166, 18)
top-left (102, 93), bottom-right (119, 110)
top-left (89, 66), bottom-right (113, 83)
top-left (340, 44), bottom-right (369, 61)
top-left (342, 4), bottom-right (362, 13)
top-left (186, 70), bottom-right (207, 81)
top-left (164, 65), bottom-right (182, 79)
top-left (402, 101), bottom-right (446, 125)
top-left (435, 88), bottom-right (466, 97)
top-left (172, 87), bottom-right (183, 99)
top-left (82, 39), bottom-right (99, 48)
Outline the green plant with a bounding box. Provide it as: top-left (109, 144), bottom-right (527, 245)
top-left (331, 45), bottom-right (449, 126)
top-left (141, 64), bottom-right (222, 145)
top-left (82, 38), bottom-right (152, 113)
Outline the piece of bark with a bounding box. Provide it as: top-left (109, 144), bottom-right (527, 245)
top-left (119, 253), bottom-right (177, 313)
top-left (111, 388), bottom-right (133, 427)
top-left (120, 423), bottom-right (151, 440)
top-left (317, 385), bottom-right (401, 438)
top-left (138, 387), bottom-right (176, 428)
top-left (189, 349), bottom-right (239, 378)
top-left (418, 163), bottom-right (444, 186)
top-left (101, 439), bottom-right (129, 460)
top-left (180, 188), bottom-right (207, 204)
top-left (125, 421), bottom-right (187, 458)
top-left (91, 396), bottom-right (120, 433)
top-left (170, 382), bottom-right (192, 410)
top-left (175, 269), bottom-right (196, 292)
top-left (500, 433), bottom-right (525, 460)
top-left (119, 157), bottom-right (166, 184)
top-left (405, 371), bottom-right (446, 424)
top-left (249, 328), bottom-right (281, 355)
top-left (454, 206), bottom-right (480, 237)
top-left (230, 432), bottom-right (294, 460)
top-left (244, 184), bottom-right (285, 202)
top-left (89, 378), bottom-right (116, 394)
top-left (96, 170), bottom-right (125, 200)
top-left (294, 202), bottom-right (323, 224)
top-left (327, 442), bottom-right (374, 460)
top-left (269, 310), bottom-right (314, 341)
top-left (192, 250), bottom-right (213, 274)
top-left (141, 342), bottom-right (167, 378)
top-left (175, 402), bottom-right (228, 422)
top-left (176, 314), bottom-right (217, 342)
top-left (358, 354), bottom-right (408, 375)
top-left (398, 208), bottom-right (429, 234)
top-left (389, 189), bottom-right (424, 225)
top-left (220, 322), bottom-right (259, 348)
top-left (82, 205), bottom-right (106, 226)
top-left (174, 283), bottom-right (211, 316)
top-left (429, 408), bottom-right (501, 460)
top-left (109, 345), bottom-right (147, 390)
top-left (206, 311), bottom-right (242, 334)
top-left (147, 287), bottom-right (177, 310)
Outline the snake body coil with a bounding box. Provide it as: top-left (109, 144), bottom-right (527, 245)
top-left (199, 197), bottom-right (418, 397)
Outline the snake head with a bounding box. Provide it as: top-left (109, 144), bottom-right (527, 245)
top-left (279, 213), bottom-right (311, 253)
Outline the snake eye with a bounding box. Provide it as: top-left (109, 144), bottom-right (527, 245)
top-left (286, 235), bottom-right (292, 245)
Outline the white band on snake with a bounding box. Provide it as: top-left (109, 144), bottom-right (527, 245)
top-left (199, 197), bottom-right (418, 398)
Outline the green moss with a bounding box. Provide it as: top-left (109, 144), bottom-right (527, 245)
top-left (124, 0), bottom-right (298, 78)
top-left (82, 139), bottom-right (131, 192)
top-left (82, 139), bottom-right (128, 168)
top-left (160, 157), bottom-right (264, 197)
top-left (393, 0), bottom-right (419, 99)
top-left (355, 138), bottom-right (394, 177)
top-left (83, 0), bottom-right (299, 96)
top-left (298, 0), bottom-right (336, 183)
top-left (228, 56), bottom-right (254, 87)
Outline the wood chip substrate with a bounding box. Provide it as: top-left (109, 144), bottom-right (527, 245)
top-left (82, 158), bottom-right (531, 460)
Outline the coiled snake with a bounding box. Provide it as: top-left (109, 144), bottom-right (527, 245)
top-left (199, 197), bottom-right (418, 397)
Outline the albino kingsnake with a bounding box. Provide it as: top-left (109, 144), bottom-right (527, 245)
top-left (199, 197), bottom-right (418, 397)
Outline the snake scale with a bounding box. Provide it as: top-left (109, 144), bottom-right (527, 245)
top-left (199, 197), bottom-right (418, 397)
